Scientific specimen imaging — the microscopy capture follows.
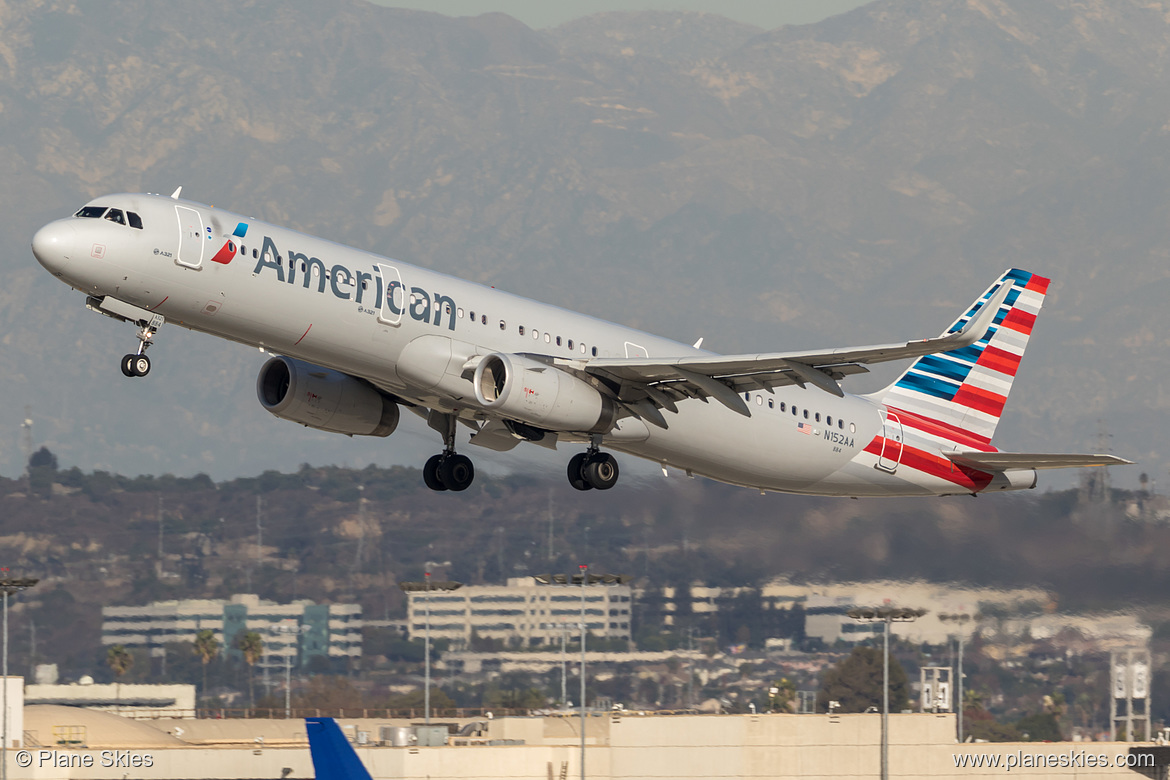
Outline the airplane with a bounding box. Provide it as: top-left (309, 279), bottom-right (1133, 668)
top-left (305, 717), bottom-right (373, 780)
top-left (30, 191), bottom-right (1131, 496)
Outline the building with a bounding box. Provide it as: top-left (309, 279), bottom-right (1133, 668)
top-left (101, 593), bottom-right (361, 667)
top-left (24, 679), bottom-right (196, 717)
top-left (407, 577), bottom-right (632, 648)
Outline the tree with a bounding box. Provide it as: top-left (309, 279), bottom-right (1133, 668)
top-left (193, 629), bottom-right (220, 700)
top-left (107, 645), bottom-right (133, 712)
top-left (816, 645), bottom-right (909, 713)
top-left (28, 446), bottom-right (58, 471)
top-left (770, 677), bottom-right (797, 713)
top-left (236, 631), bottom-right (264, 707)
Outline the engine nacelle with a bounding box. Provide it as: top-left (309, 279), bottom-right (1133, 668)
top-left (473, 353), bottom-right (616, 433)
top-left (256, 356), bottom-right (399, 437)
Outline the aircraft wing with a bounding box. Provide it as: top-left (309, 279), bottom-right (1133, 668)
top-left (561, 282), bottom-right (1013, 420)
top-left (946, 452), bottom-right (1134, 471)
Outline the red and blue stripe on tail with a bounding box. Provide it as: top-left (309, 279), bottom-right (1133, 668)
top-left (878, 268), bottom-right (1049, 446)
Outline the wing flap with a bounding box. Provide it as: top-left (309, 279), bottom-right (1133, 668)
top-left (947, 452), bottom-right (1134, 471)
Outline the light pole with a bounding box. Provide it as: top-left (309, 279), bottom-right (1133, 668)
top-left (399, 574), bottom-right (462, 724)
top-left (0, 575), bottom-right (37, 780)
top-left (939, 612), bottom-right (977, 743)
top-left (540, 621), bottom-right (572, 707)
top-left (269, 622), bottom-right (309, 718)
top-left (848, 607), bottom-right (926, 780)
top-left (535, 569), bottom-right (630, 780)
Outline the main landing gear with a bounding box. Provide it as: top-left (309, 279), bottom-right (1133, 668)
top-left (120, 322), bottom-right (158, 378)
top-left (567, 446), bottom-right (619, 491)
top-left (423, 412), bottom-right (475, 492)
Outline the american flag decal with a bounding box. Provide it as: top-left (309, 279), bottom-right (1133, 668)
top-left (797, 422), bottom-right (813, 435)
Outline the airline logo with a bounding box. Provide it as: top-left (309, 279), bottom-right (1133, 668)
top-left (209, 222), bottom-right (249, 266)
top-left (251, 234), bottom-right (459, 331)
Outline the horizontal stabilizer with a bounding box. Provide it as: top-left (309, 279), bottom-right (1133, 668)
top-left (946, 452), bottom-right (1134, 471)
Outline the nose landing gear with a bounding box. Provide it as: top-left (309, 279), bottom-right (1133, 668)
top-left (120, 322), bottom-right (157, 377)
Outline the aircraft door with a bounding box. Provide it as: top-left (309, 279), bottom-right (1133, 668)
top-left (175, 206), bottom-right (204, 269)
top-left (375, 263), bottom-right (404, 327)
top-left (876, 411), bottom-right (904, 473)
top-left (625, 342), bottom-right (648, 358)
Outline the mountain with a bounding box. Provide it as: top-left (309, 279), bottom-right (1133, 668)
top-left (0, 0), bottom-right (1160, 484)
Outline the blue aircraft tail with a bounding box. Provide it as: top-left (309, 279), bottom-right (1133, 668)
top-left (305, 718), bottom-right (373, 780)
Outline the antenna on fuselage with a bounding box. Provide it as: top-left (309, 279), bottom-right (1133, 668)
top-left (170, 186), bottom-right (183, 200)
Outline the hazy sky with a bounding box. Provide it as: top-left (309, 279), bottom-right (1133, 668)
top-left (370, 0), bottom-right (874, 30)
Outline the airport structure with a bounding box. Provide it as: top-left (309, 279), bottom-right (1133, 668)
top-left (8, 688), bottom-right (1159, 780)
top-left (406, 578), bottom-right (633, 648)
top-left (100, 594), bottom-right (361, 667)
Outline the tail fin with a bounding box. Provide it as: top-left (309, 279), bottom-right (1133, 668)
top-left (877, 269), bottom-right (1050, 444)
top-left (306, 718), bottom-right (374, 780)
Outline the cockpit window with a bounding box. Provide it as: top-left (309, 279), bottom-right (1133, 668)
top-left (127, 211), bottom-right (143, 229)
top-left (75, 206), bottom-right (107, 218)
top-left (104, 208), bottom-right (125, 225)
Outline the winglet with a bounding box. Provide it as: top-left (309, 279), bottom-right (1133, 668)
top-left (930, 279), bottom-right (1012, 351)
top-left (170, 186), bottom-right (183, 200)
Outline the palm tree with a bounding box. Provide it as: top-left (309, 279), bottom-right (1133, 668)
top-left (106, 645), bottom-right (134, 713)
top-left (236, 631), bottom-right (264, 708)
top-left (193, 629), bottom-right (220, 702)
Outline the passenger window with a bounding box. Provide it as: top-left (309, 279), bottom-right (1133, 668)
top-left (580, 343), bottom-right (587, 354)
top-left (768, 399), bottom-right (774, 409)
top-left (838, 419), bottom-right (844, 430)
top-left (74, 206), bottom-right (107, 218)
top-left (545, 333), bottom-right (551, 343)
top-left (556, 336), bottom-right (562, 346)
top-left (827, 416), bottom-right (833, 426)
top-left (780, 402), bottom-right (786, 412)
top-left (849, 422), bottom-right (856, 433)
top-left (104, 208), bottom-right (125, 225)
top-left (792, 406), bottom-right (798, 416)
top-left (533, 330), bottom-right (539, 340)
top-left (756, 395), bottom-right (763, 406)
top-left (481, 315), bottom-right (487, 325)
top-left (591, 347), bottom-right (598, 356)
top-left (127, 211), bottom-right (143, 229)
top-left (457, 308), bottom-right (464, 319)
top-left (568, 339), bottom-right (574, 350)
top-left (744, 393), bottom-right (750, 402)
top-left (815, 413), bottom-right (821, 422)
top-left (253, 248), bottom-right (258, 259)
top-left (469, 311), bottom-right (475, 321)
top-left (804, 409), bottom-right (809, 419)
top-left (362, 280), bottom-right (368, 290)
top-left (518, 325), bottom-right (525, 336)
top-left (500, 320), bottom-right (506, 331)
top-left (240, 244), bottom-right (247, 255)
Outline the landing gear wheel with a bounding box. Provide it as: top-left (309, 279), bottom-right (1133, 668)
top-left (584, 452), bottom-right (619, 490)
top-left (567, 453), bottom-right (593, 491)
top-left (424, 454), bottom-right (448, 492)
top-left (440, 454), bottom-right (475, 492)
top-left (131, 354), bottom-right (151, 377)
top-left (120, 355), bottom-right (136, 377)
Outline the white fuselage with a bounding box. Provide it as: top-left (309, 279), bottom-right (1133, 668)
top-left (32, 193), bottom-right (1031, 497)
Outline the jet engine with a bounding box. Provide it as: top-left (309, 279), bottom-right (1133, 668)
top-left (256, 356), bottom-right (399, 437)
top-left (473, 353), bottom-right (616, 433)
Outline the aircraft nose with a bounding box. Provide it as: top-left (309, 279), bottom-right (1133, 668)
top-left (32, 220), bottom-right (77, 273)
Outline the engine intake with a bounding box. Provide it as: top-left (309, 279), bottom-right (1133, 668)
top-left (473, 353), bottom-right (615, 433)
top-left (256, 356), bottom-right (399, 437)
